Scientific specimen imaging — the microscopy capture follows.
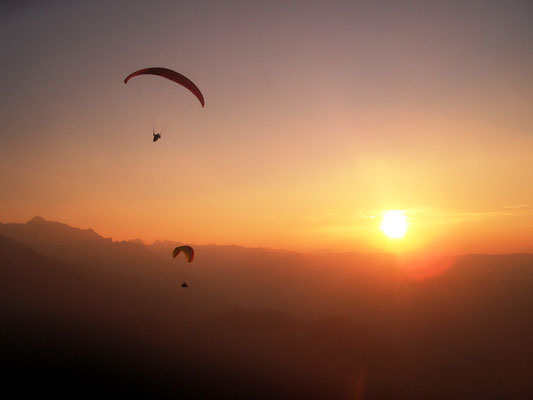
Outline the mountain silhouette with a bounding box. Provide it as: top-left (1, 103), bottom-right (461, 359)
top-left (1, 217), bottom-right (532, 398)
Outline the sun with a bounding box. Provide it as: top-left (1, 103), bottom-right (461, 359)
top-left (380, 210), bottom-right (408, 239)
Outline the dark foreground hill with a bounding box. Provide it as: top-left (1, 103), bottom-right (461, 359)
top-left (1, 217), bottom-right (533, 399)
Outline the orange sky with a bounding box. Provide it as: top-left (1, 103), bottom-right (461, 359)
top-left (1, 1), bottom-right (532, 254)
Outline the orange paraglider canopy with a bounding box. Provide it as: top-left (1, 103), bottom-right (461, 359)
top-left (172, 246), bottom-right (194, 263)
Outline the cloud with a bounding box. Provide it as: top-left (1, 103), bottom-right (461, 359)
top-left (502, 204), bottom-right (529, 209)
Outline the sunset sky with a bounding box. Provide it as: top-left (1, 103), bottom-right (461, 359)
top-left (1, 0), bottom-right (532, 254)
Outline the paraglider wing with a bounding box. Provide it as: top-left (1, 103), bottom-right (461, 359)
top-left (124, 67), bottom-right (205, 107)
top-left (172, 245), bottom-right (194, 263)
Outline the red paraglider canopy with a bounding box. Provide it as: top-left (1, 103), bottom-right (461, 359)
top-left (124, 67), bottom-right (205, 108)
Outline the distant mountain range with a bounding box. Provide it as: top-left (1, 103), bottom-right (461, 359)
top-left (1, 216), bottom-right (532, 399)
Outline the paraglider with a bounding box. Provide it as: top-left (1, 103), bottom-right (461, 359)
top-left (173, 245), bottom-right (194, 287)
top-left (124, 67), bottom-right (205, 141)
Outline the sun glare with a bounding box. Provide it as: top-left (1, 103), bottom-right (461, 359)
top-left (380, 210), bottom-right (408, 239)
